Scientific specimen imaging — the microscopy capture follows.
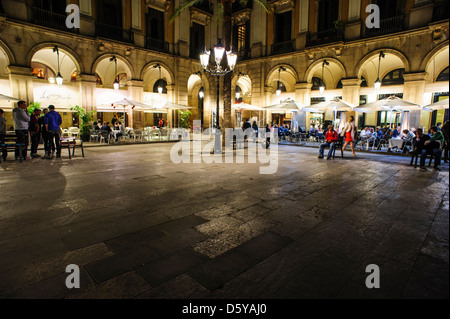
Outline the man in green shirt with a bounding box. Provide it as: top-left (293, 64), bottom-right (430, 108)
top-left (420, 126), bottom-right (444, 171)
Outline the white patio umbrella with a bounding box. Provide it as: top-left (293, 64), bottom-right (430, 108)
top-left (422, 98), bottom-right (449, 111)
top-left (354, 96), bottom-right (421, 128)
top-left (264, 100), bottom-right (303, 113)
top-left (338, 112), bottom-right (347, 133)
top-left (400, 111), bottom-right (410, 132)
top-left (99, 98), bottom-right (156, 126)
top-left (233, 102), bottom-right (264, 111)
top-left (302, 98), bottom-right (354, 129)
top-left (160, 101), bottom-right (193, 110)
top-left (0, 94), bottom-right (20, 102)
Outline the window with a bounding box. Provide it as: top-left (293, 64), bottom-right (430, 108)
top-left (190, 23), bottom-right (205, 59)
top-left (71, 71), bottom-right (78, 83)
top-left (153, 79), bottom-right (167, 94)
top-left (436, 67), bottom-right (449, 82)
top-left (33, 0), bottom-right (66, 13)
top-left (31, 62), bottom-right (55, 80)
top-left (97, 0), bottom-right (122, 26)
top-left (361, 76), bottom-right (368, 87)
top-left (233, 21), bottom-right (250, 58)
top-left (96, 74), bottom-right (103, 85)
top-left (336, 79), bottom-right (343, 89)
top-left (274, 11), bottom-right (292, 44)
top-left (147, 8), bottom-right (164, 42)
top-left (374, 0), bottom-right (404, 19)
top-left (318, 0), bottom-right (339, 32)
top-left (382, 69), bottom-right (405, 86)
top-left (311, 77), bottom-right (323, 90)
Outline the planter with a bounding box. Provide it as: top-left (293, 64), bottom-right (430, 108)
top-left (80, 133), bottom-right (90, 142)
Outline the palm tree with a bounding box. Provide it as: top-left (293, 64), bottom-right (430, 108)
top-left (170, 0), bottom-right (270, 131)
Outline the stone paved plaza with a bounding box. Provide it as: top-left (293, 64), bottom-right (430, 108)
top-left (0, 143), bottom-right (448, 299)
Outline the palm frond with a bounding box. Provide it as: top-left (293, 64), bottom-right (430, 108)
top-left (254, 0), bottom-right (272, 13)
top-left (216, 2), bottom-right (224, 24)
top-left (169, 0), bottom-right (203, 23)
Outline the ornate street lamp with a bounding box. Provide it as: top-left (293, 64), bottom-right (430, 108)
top-left (53, 46), bottom-right (63, 87)
top-left (110, 56), bottom-right (119, 91)
top-left (199, 39), bottom-right (237, 154)
top-left (374, 51), bottom-right (385, 91)
top-left (319, 60), bottom-right (329, 95)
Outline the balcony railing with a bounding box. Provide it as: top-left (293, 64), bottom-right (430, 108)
top-left (192, 1), bottom-right (214, 14)
top-left (146, 37), bottom-right (169, 53)
top-left (271, 40), bottom-right (294, 55)
top-left (306, 28), bottom-right (344, 47)
top-left (433, 1), bottom-right (449, 22)
top-left (32, 7), bottom-right (75, 32)
top-left (364, 15), bottom-right (405, 37)
top-left (96, 22), bottom-right (132, 42)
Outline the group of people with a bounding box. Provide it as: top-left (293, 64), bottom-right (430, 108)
top-left (316, 115), bottom-right (449, 171)
top-left (93, 114), bottom-right (127, 143)
top-left (0, 101), bottom-right (62, 160)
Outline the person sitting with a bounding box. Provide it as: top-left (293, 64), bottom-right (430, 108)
top-left (318, 125), bottom-right (339, 160)
top-left (101, 121), bottom-right (111, 133)
top-left (392, 126), bottom-right (401, 138)
top-left (401, 129), bottom-right (415, 153)
top-left (420, 126), bottom-right (444, 171)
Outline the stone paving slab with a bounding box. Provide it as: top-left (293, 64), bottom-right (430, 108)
top-left (0, 143), bottom-right (448, 299)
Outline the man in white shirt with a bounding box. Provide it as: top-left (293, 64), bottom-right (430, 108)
top-left (12, 101), bottom-right (30, 160)
top-left (401, 129), bottom-right (415, 153)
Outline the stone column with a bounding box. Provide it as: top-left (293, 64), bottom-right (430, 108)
top-left (166, 84), bottom-right (175, 128)
top-left (8, 66), bottom-right (34, 103)
top-left (403, 72), bottom-right (428, 130)
top-left (264, 86), bottom-right (274, 124)
top-left (79, 74), bottom-right (97, 113)
top-left (127, 80), bottom-right (144, 129)
top-left (295, 82), bottom-right (312, 131)
top-left (341, 78), bottom-right (361, 126)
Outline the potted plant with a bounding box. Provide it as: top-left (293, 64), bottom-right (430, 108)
top-left (27, 102), bottom-right (42, 115)
top-left (70, 105), bottom-right (95, 142)
top-left (178, 110), bottom-right (192, 129)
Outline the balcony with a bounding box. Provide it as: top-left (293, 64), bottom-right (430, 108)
top-left (306, 28), bottom-right (344, 47)
top-left (271, 40), bottom-right (294, 55)
top-left (192, 1), bottom-right (214, 14)
top-left (32, 7), bottom-right (75, 32)
top-left (433, 1), bottom-right (449, 22)
top-left (364, 15), bottom-right (405, 38)
top-left (96, 22), bottom-right (132, 42)
top-left (146, 37), bottom-right (169, 53)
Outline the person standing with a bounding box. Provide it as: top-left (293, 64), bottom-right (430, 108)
top-left (341, 115), bottom-right (357, 157)
top-left (38, 108), bottom-right (52, 156)
top-left (12, 100), bottom-right (30, 160)
top-left (29, 108), bottom-right (41, 158)
top-left (44, 105), bottom-right (62, 158)
top-left (318, 125), bottom-right (339, 160)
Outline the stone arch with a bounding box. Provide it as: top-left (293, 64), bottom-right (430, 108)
top-left (421, 41), bottom-right (449, 83)
top-left (27, 42), bottom-right (83, 74)
top-left (0, 39), bottom-right (16, 66)
top-left (354, 48), bottom-right (410, 87)
top-left (304, 58), bottom-right (347, 89)
top-left (92, 54), bottom-right (134, 88)
top-left (141, 61), bottom-right (175, 92)
top-left (266, 64), bottom-right (298, 92)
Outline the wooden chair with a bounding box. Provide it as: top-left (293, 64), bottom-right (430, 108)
top-left (60, 137), bottom-right (85, 159)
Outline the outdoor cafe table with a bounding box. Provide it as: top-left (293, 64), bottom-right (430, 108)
top-left (388, 138), bottom-right (404, 150)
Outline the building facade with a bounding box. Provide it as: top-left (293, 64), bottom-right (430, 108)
top-left (0, 0), bottom-right (448, 130)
